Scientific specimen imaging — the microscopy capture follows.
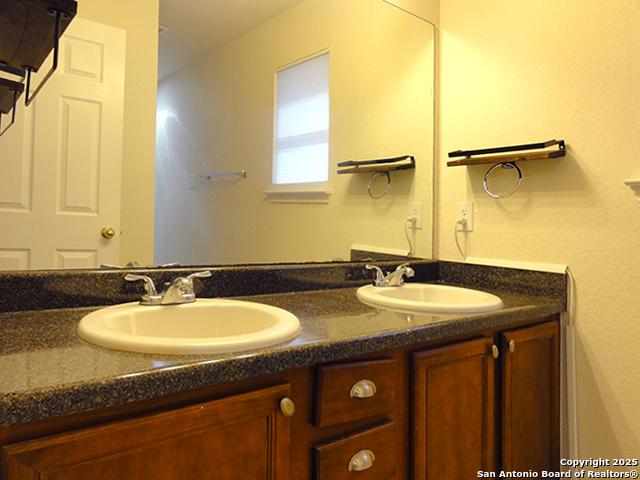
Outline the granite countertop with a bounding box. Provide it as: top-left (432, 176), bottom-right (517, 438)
top-left (0, 284), bottom-right (564, 427)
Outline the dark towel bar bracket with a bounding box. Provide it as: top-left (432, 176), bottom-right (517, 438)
top-left (337, 155), bottom-right (415, 199)
top-left (0, 2), bottom-right (77, 138)
top-left (447, 139), bottom-right (566, 199)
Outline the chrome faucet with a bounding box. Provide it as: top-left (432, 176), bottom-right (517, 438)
top-left (365, 263), bottom-right (415, 287)
top-left (125, 271), bottom-right (212, 305)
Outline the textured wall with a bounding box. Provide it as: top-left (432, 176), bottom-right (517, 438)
top-left (78, 0), bottom-right (159, 266)
top-left (384, 0), bottom-right (438, 23)
top-left (156, 0), bottom-right (434, 264)
top-left (436, 0), bottom-right (640, 457)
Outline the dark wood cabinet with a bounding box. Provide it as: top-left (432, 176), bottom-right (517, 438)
top-left (1, 384), bottom-right (292, 480)
top-left (411, 321), bottom-right (560, 479)
top-left (501, 321), bottom-right (560, 471)
top-left (412, 337), bottom-right (496, 480)
top-left (0, 317), bottom-right (560, 480)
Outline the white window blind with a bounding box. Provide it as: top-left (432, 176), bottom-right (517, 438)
top-left (274, 53), bottom-right (329, 185)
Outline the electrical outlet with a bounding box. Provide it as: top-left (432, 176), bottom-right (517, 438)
top-left (456, 202), bottom-right (474, 231)
top-left (409, 202), bottom-right (423, 229)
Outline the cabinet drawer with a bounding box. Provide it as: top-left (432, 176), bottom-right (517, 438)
top-left (314, 358), bottom-right (397, 427)
top-left (314, 422), bottom-right (397, 480)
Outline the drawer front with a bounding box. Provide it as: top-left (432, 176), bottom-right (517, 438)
top-left (314, 422), bottom-right (397, 480)
top-left (314, 358), bottom-right (397, 427)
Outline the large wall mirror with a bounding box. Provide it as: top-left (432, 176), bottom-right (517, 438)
top-left (0, 0), bottom-right (435, 270)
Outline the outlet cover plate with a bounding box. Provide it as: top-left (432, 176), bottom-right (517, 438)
top-left (409, 202), bottom-right (423, 229)
top-left (456, 202), bottom-right (474, 231)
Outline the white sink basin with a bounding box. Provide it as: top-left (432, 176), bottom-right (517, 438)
top-left (78, 299), bottom-right (301, 355)
top-left (357, 283), bottom-right (503, 314)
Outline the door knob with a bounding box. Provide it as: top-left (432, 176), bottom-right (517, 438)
top-left (491, 344), bottom-right (500, 359)
top-left (279, 397), bottom-right (295, 417)
top-left (101, 226), bottom-right (116, 239)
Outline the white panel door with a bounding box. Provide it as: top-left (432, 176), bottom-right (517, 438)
top-left (0, 18), bottom-right (125, 270)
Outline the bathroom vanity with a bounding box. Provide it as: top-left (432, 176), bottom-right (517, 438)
top-left (0, 261), bottom-right (565, 479)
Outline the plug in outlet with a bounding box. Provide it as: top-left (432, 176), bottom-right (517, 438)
top-left (409, 202), bottom-right (423, 229)
top-left (456, 202), bottom-right (474, 231)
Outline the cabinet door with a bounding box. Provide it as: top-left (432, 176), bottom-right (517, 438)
top-left (412, 338), bottom-right (495, 480)
top-left (502, 321), bottom-right (560, 471)
top-left (2, 384), bottom-right (291, 480)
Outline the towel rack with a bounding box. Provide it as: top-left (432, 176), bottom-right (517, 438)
top-left (337, 155), bottom-right (415, 199)
top-left (447, 139), bottom-right (566, 199)
top-left (0, 0), bottom-right (78, 138)
top-left (200, 169), bottom-right (247, 180)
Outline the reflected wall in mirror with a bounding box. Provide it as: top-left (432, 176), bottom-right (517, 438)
top-left (0, 0), bottom-right (435, 270)
top-left (156, 0), bottom-right (435, 266)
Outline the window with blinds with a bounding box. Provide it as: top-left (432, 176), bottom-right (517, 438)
top-left (273, 52), bottom-right (329, 185)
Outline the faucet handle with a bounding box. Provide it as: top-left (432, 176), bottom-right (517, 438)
top-left (186, 270), bottom-right (212, 282)
top-left (124, 274), bottom-right (162, 304)
top-left (177, 271), bottom-right (212, 294)
top-left (124, 274), bottom-right (158, 295)
top-left (365, 265), bottom-right (387, 287)
top-left (395, 263), bottom-right (415, 278)
top-left (161, 271), bottom-right (212, 305)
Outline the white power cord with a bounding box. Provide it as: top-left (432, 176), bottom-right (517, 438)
top-left (404, 216), bottom-right (416, 256)
top-left (454, 218), bottom-right (467, 259)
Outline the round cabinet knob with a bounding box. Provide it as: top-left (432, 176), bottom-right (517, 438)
top-left (348, 449), bottom-right (376, 472)
top-left (508, 339), bottom-right (516, 353)
top-left (279, 397), bottom-right (295, 417)
top-left (350, 379), bottom-right (377, 399)
top-left (101, 226), bottom-right (116, 239)
top-left (491, 344), bottom-right (500, 359)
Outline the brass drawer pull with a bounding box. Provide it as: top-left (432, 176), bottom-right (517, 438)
top-left (349, 379), bottom-right (377, 399)
top-left (348, 449), bottom-right (375, 471)
top-left (509, 339), bottom-right (516, 353)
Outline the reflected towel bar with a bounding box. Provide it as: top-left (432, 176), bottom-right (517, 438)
top-left (200, 170), bottom-right (247, 180)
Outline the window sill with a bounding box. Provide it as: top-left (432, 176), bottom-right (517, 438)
top-left (263, 189), bottom-right (331, 204)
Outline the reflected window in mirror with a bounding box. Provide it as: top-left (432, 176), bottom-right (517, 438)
top-left (274, 51), bottom-right (330, 187)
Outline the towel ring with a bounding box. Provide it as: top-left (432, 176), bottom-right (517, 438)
top-left (483, 162), bottom-right (523, 199)
top-left (368, 171), bottom-right (391, 199)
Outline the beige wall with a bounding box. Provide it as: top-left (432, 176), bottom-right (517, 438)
top-left (156, 0), bottom-right (434, 264)
top-left (437, 0), bottom-right (640, 457)
top-left (384, 0), bottom-right (438, 24)
top-left (77, 0), bottom-right (158, 265)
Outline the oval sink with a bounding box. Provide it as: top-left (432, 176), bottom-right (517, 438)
top-left (357, 283), bottom-right (503, 314)
top-left (78, 299), bottom-right (301, 355)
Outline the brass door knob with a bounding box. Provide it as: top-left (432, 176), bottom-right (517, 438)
top-left (508, 339), bottom-right (516, 353)
top-left (279, 397), bottom-right (295, 417)
top-left (101, 226), bottom-right (116, 239)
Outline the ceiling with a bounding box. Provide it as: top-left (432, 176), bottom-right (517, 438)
top-left (158, 0), bottom-right (306, 81)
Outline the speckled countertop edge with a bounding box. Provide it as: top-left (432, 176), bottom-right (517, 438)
top-left (0, 260), bottom-right (567, 427)
top-left (0, 289), bottom-right (563, 427)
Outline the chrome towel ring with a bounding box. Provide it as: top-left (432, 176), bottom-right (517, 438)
top-left (368, 171), bottom-right (391, 199)
top-left (448, 139), bottom-right (566, 200)
top-left (483, 162), bottom-right (523, 199)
